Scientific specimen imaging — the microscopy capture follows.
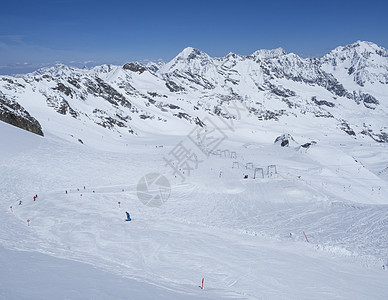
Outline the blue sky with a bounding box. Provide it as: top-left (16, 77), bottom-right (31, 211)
top-left (1, 0), bottom-right (387, 74)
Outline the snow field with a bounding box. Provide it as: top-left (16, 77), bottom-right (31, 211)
top-left (1, 121), bottom-right (388, 299)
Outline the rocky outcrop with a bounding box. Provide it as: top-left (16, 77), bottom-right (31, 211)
top-left (274, 134), bottom-right (296, 147)
top-left (123, 62), bottom-right (147, 74)
top-left (0, 92), bottom-right (44, 136)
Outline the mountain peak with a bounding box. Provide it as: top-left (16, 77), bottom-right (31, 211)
top-left (146, 60), bottom-right (165, 73)
top-left (321, 41), bottom-right (388, 87)
top-left (328, 40), bottom-right (388, 57)
top-left (32, 64), bottom-right (80, 77)
top-left (159, 47), bottom-right (213, 74)
top-left (350, 40), bottom-right (379, 49)
top-left (251, 47), bottom-right (287, 59)
top-left (123, 62), bottom-right (147, 74)
top-left (224, 52), bottom-right (240, 59)
top-left (176, 47), bottom-right (209, 61)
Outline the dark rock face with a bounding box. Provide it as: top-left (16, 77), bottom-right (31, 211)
top-left (351, 91), bottom-right (380, 109)
top-left (300, 141), bottom-right (317, 149)
top-left (338, 120), bottom-right (356, 136)
top-left (165, 80), bottom-right (185, 92)
top-left (360, 126), bottom-right (388, 143)
top-left (44, 95), bottom-right (78, 118)
top-left (375, 132), bottom-right (388, 143)
top-left (0, 92), bottom-right (44, 136)
top-left (274, 133), bottom-right (295, 147)
top-left (85, 78), bottom-right (131, 108)
top-left (312, 96), bottom-right (335, 108)
top-left (361, 93), bottom-right (379, 109)
top-left (123, 62), bottom-right (147, 74)
top-left (53, 83), bottom-right (73, 97)
top-left (166, 104), bottom-right (180, 109)
top-left (194, 117), bottom-right (205, 127)
top-left (270, 84), bottom-right (296, 98)
top-left (173, 112), bottom-right (190, 120)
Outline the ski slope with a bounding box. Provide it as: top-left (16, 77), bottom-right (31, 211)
top-left (1, 120), bottom-right (388, 299)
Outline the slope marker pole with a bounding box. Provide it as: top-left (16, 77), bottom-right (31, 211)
top-left (303, 231), bottom-right (309, 243)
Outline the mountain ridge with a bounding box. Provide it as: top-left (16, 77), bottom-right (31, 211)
top-left (1, 41), bottom-right (387, 146)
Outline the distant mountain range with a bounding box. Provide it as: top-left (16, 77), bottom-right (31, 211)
top-left (1, 41), bottom-right (387, 144)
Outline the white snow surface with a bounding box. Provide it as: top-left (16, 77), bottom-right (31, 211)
top-left (1, 40), bottom-right (388, 299)
top-left (1, 109), bottom-right (388, 299)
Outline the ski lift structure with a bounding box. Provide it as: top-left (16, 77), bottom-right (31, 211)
top-left (253, 167), bottom-right (264, 179)
top-left (267, 165), bottom-right (278, 177)
top-left (223, 149), bottom-right (231, 158)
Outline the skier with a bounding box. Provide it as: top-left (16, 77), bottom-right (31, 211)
top-left (125, 211), bottom-right (131, 221)
top-left (33, 196), bottom-right (36, 201)
top-left (19, 200), bottom-right (22, 205)
top-left (65, 190), bottom-right (67, 194)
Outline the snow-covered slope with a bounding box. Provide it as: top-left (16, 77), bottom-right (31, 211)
top-left (1, 41), bottom-right (388, 299)
top-left (2, 114), bottom-right (388, 299)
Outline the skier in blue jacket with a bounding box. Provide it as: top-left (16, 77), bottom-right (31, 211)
top-left (125, 211), bottom-right (131, 221)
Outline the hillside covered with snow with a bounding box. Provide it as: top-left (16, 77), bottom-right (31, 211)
top-left (1, 41), bottom-right (388, 299)
top-left (1, 40), bottom-right (388, 145)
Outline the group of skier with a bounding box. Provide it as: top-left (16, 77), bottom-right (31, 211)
top-left (18, 194), bottom-right (38, 206)
top-left (65, 186), bottom-right (87, 194)
top-left (16, 190), bottom-right (132, 224)
top-left (63, 187), bottom-right (132, 222)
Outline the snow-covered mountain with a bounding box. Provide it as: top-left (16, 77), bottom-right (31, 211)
top-left (2, 41), bottom-right (388, 299)
top-left (1, 40), bottom-right (388, 146)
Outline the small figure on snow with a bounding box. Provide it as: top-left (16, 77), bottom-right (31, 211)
top-left (125, 211), bottom-right (131, 221)
top-left (19, 200), bottom-right (22, 205)
top-left (65, 190), bottom-right (67, 194)
top-left (35, 194), bottom-right (38, 199)
top-left (33, 196), bottom-right (36, 201)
